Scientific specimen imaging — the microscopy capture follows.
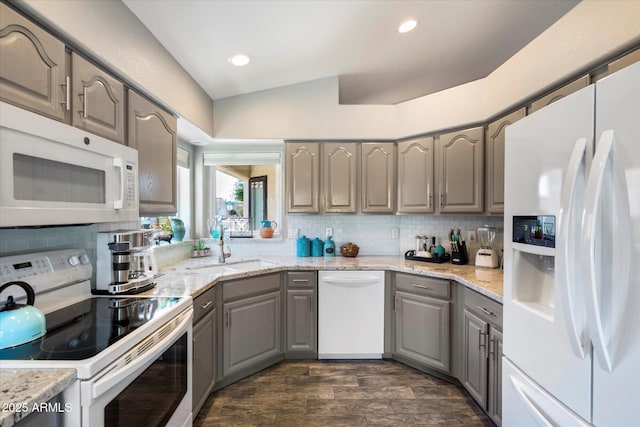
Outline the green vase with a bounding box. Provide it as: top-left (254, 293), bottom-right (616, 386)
top-left (169, 218), bottom-right (186, 242)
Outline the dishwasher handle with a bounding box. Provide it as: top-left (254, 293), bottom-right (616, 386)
top-left (321, 276), bottom-right (382, 286)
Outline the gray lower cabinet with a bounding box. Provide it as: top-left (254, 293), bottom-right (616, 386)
top-left (460, 288), bottom-right (503, 426)
top-left (222, 274), bottom-right (282, 377)
top-left (192, 287), bottom-right (217, 415)
top-left (0, 2), bottom-right (69, 122)
top-left (71, 53), bottom-right (125, 144)
top-left (285, 272), bottom-right (317, 356)
top-left (128, 90), bottom-right (178, 215)
top-left (393, 273), bottom-right (451, 373)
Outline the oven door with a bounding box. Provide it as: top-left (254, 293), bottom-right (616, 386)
top-left (0, 102), bottom-right (139, 227)
top-left (81, 308), bottom-right (193, 427)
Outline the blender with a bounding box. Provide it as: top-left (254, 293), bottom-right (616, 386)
top-left (475, 226), bottom-right (501, 268)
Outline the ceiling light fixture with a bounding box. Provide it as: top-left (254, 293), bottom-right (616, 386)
top-left (398, 19), bottom-right (417, 34)
top-left (228, 54), bottom-right (250, 66)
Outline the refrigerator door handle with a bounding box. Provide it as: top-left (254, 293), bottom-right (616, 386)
top-left (510, 375), bottom-right (555, 427)
top-left (583, 130), bottom-right (633, 373)
top-left (557, 137), bottom-right (588, 359)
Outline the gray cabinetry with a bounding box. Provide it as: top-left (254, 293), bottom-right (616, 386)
top-left (460, 288), bottom-right (503, 426)
top-left (437, 127), bottom-right (484, 213)
top-left (322, 143), bottom-right (358, 213)
top-left (71, 53), bottom-right (125, 144)
top-left (286, 142), bottom-right (320, 213)
top-left (222, 274), bottom-right (282, 378)
top-left (397, 137), bottom-right (435, 213)
top-left (128, 90), bottom-right (177, 215)
top-left (528, 75), bottom-right (590, 114)
top-left (485, 109), bottom-right (525, 213)
top-left (0, 2), bottom-right (68, 122)
top-left (361, 142), bottom-right (396, 213)
top-left (285, 272), bottom-right (317, 356)
top-left (393, 273), bottom-right (450, 373)
top-left (192, 286), bottom-right (216, 415)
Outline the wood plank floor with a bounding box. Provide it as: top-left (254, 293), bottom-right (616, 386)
top-left (194, 360), bottom-right (494, 426)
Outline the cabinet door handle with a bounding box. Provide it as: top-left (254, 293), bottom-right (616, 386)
top-left (201, 300), bottom-right (213, 310)
top-left (292, 279), bottom-right (309, 283)
top-left (488, 337), bottom-right (495, 358)
top-left (394, 296), bottom-right (398, 312)
top-left (476, 306), bottom-right (495, 317)
top-left (82, 86), bottom-right (88, 119)
top-left (410, 283), bottom-right (430, 290)
top-left (226, 310), bottom-right (230, 328)
top-left (440, 194), bottom-right (444, 208)
top-left (62, 75), bottom-right (70, 111)
top-left (479, 330), bottom-right (487, 353)
top-left (429, 194), bottom-right (433, 208)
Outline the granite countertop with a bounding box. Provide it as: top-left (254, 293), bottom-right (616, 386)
top-left (149, 255), bottom-right (503, 302)
top-left (0, 369), bottom-right (76, 427)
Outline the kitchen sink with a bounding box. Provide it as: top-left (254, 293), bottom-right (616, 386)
top-left (185, 259), bottom-right (277, 276)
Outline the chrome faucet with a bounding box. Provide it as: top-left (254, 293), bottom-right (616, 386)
top-left (217, 224), bottom-right (231, 263)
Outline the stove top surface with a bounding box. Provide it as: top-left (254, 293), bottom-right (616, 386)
top-left (0, 296), bottom-right (185, 361)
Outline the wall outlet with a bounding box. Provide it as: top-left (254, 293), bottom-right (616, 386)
top-left (288, 228), bottom-right (299, 238)
top-left (468, 230), bottom-right (477, 242)
top-left (391, 228), bottom-right (399, 239)
top-left (325, 227), bottom-right (333, 237)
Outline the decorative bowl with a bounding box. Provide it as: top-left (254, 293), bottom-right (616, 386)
top-left (340, 242), bottom-right (359, 257)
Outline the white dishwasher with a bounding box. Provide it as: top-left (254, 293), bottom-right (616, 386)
top-left (318, 270), bottom-right (385, 359)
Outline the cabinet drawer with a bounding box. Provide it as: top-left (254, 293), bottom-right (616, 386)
top-left (464, 287), bottom-right (503, 327)
top-left (286, 271), bottom-right (316, 289)
top-left (395, 273), bottom-right (450, 299)
top-left (223, 273), bottom-right (281, 301)
top-left (193, 286), bottom-right (216, 324)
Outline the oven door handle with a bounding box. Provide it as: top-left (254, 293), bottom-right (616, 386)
top-left (91, 309), bottom-right (192, 400)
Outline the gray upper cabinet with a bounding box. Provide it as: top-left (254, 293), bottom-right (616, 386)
top-left (397, 137), bottom-right (435, 213)
top-left (361, 142), bottom-right (396, 213)
top-left (437, 127), bottom-right (484, 213)
top-left (485, 109), bottom-right (525, 213)
top-left (286, 142), bottom-right (320, 213)
top-left (528, 74), bottom-right (589, 114)
top-left (322, 143), bottom-right (357, 213)
top-left (71, 53), bottom-right (125, 144)
top-left (592, 49), bottom-right (640, 82)
top-left (0, 3), bottom-right (68, 122)
top-left (128, 90), bottom-right (177, 215)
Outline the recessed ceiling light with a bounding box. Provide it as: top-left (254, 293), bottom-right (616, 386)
top-left (398, 19), bottom-right (417, 34)
top-left (228, 54), bottom-right (250, 66)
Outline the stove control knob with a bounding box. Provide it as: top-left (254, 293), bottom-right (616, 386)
top-left (68, 256), bottom-right (80, 266)
top-left (79, 254), bottom-right (90, 264)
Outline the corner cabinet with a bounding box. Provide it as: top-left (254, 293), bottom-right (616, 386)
top-left (285, 272), bottom-right (317, 357)
top-left (128, 90), bottom-right (177, 215)
top-left (397, 137), bottom-right (435, 213)
top-left (322, 143), bottom-right (358, 213)
top-left (221, 274), bottom-right (282, 378)
top-left (485, 109), bottom-right (525, 213)
top-left (393, 273), bottom-right (450, 373)
top-left (361, 142), bottom-right (396, 213)
top-left (0, 2), bottom-right (69, 122)
top-left (437, 127), bottom-right (484, 213)
top-left (460, 287), bottom-right (503, 426)
top-left (286, 142), bottom-right (320, 213)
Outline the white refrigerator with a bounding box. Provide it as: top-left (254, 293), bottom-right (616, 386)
top-left (502, 61), bottom-right (640, 427)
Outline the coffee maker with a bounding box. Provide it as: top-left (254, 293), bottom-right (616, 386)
top-left (96, 230), bottom-right (158, 294)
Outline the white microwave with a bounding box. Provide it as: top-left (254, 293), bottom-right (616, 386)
top-left (0, 102), bottom-right (139, 227)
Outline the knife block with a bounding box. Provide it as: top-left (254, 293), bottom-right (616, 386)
top-left (451, 241), bottom-right (468, 265)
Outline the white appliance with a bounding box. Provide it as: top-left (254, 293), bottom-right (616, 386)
top-left (0, 101), bottom-right (139, 227)
top-left (0, 249), bottom-right (193, 427)
top-left (503, 62), bottom-right (640, 426)
top-left (318, 270), bottom-right (385, 359)
top-left (475, 226), bottom-right (501, 268)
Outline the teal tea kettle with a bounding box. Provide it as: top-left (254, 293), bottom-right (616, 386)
top-left (0, 281), bottom-right (46, 349)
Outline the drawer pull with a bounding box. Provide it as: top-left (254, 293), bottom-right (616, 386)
top-left (200, 300), bottom-right (213, 310)
top-left (477, 306), bottom-right (495, 316)
top-left (410, 283), bottom-right (430, 290)
top-left (292, 279), bottom-right (309, 283)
